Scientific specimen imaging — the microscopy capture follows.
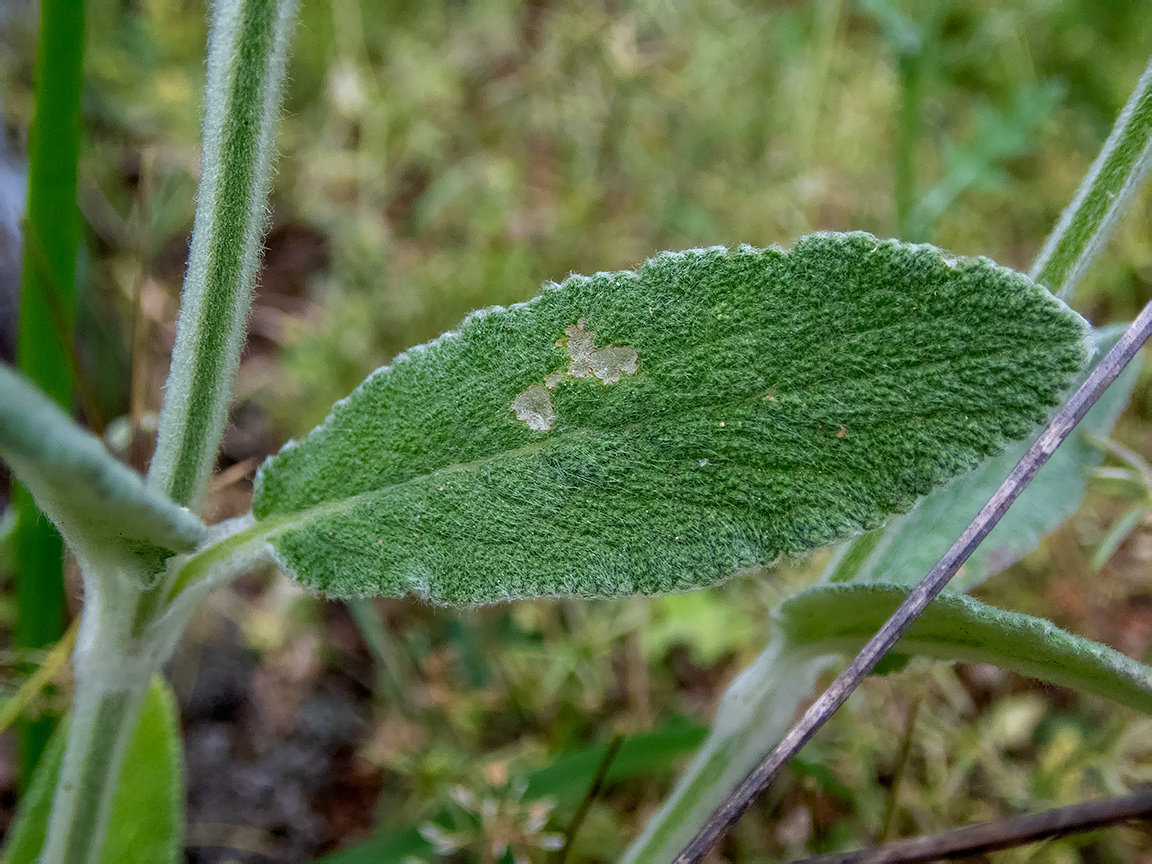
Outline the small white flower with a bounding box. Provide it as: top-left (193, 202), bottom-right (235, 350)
top-left (539, 833), bottom-right (567, 851)
top-left (450, 785), bottom-right (475, 809)
top-left (417, 822), bottom-right (463, 854)
top-left (481, 797), bottom-right (499, 827)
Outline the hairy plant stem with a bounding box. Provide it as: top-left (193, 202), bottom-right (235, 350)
top-left (1030, 57), bottom-right (1152, 301)
top-left (894, 44), bottom-right (924, 241)
top-left (36, 0), bottom-right (299, 860)
top-left (147, 0), bottom-right (298, 513)
top-left (41, 561), bottom-right (204, 864)
top-left (46, 685), bottom-right (145, 864)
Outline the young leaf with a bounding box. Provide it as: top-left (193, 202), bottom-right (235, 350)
top-left (253, 232), bottom-right (1088, 603)
top-left (779, 584), bottom-right (1152, 713)
top-left (2, 676), bottom-right (185, 864)
top-left (623, 584), bottom-right (1152, 862)
top-left (832, 323), bottom-right (1138, 592)
top-left (0, 364), bottom-right (205, 566)
top-left (0, 507), bottom-right (15, 575)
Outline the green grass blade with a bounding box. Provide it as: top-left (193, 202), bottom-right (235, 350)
top-left (0, 507), bottom-right (15, 575)
top-left (147, 0), bottom-right (298, 512)
top-left (12, 489), bottom-right (63, 789)
top-left (16, 3), bottom-right (82, 408)
top-left (345, 598), bottom-right (409, 708)
top-left (1088, 502), bottom-right (1148, 572)
top-left (861, 0), bottom-right (929, 240)
top-left (1030, 57), bottom-right (1152, 301)
top-left (13, 0), bottom-right (87, 786)
top-left (254, 233), bottom-right (1088, 603)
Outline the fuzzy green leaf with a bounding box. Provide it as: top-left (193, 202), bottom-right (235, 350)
top-left (780, 584), bottom-right (1152, 713)
top-left (3, 676), bottom-right (185, 864)
top-left (830, 323), bottom-right (1138, 592)
top-left (253, 232), bottom-right (1088, 603)
top-left (0, 364), bottom-right (205, 566)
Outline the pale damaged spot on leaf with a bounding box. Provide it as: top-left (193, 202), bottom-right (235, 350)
top-left (559, 318), bottom-right (639, 384)
top-left (518, 319), bottom-right (638, 428)
top-left (512, 385), bottom-right (555, 431)
top-left (563, 319), bottom-right (597, 371)
top-left (587, 346), bottom-right (640, 383)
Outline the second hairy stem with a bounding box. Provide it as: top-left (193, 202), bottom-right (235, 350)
top-left (147, 0), bottom-right (298, 512)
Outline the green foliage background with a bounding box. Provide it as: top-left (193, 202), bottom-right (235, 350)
top-left (2, 0), bottom-right (1152, 860)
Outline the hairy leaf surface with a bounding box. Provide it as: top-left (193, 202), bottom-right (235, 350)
top-left (254, 233), bottom-right (1088, 603)
top-left (781, 585), bottom-right (1152, 711)
top-left (828, 323), bottom-right (1137, 592)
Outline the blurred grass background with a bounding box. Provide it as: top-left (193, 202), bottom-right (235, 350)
top-left (3, 0), bottom-right (1152, 861)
